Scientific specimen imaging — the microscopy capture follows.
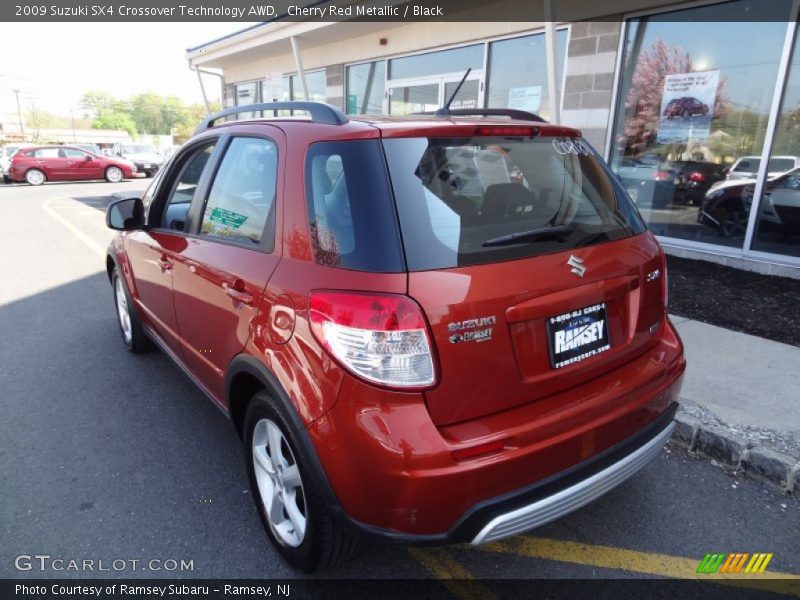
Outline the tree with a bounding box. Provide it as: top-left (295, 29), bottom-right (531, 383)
top-left (623, 38), bottom-right (730, 156)
top-left (92, 110), bottom-right (137, 138)
top-left (24, 104), bottom-right (66, 142)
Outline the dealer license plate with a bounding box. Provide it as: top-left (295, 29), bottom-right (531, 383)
top-left (547, 303), bottom-right (611, 369)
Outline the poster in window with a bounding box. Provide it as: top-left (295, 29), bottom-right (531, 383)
top-left (657, 70), bottom-right (719, 143)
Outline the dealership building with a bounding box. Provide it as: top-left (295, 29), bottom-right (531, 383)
top-left (187, 0), bottom-right (800, 277)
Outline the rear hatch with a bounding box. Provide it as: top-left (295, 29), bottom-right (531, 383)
top-left (382, 127), bottom-right (666, 426)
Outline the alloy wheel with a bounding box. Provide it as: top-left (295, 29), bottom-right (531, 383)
top-left (115, 277), bottom-right (132, 345)
top-left (252, 418), bottom-right (307, 547)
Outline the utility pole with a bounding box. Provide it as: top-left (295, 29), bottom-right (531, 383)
top-left (70, 109), bottom-right (76, 142)
top-left (12, 89), bottom-right (24, 139)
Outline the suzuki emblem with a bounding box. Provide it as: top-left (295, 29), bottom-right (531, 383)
top-left (567, 255), bottom-right (586, 277)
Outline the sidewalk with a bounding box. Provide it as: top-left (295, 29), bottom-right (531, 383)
top-left (669, 315), bottom-right (800, 495)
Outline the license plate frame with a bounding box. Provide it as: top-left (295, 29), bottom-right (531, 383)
top-left (547, 303), bottom-right (611, 369)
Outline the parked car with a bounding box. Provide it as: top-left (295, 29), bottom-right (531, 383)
top-left (662, 97), bottom-right (709, 119)
top-left (1, 143), bottom-right (34, 183)
top-left (726, 155), bottom-right (800, 180)
top-left (613, 158), bottom-right (679, 208)
top-left (112, 142), bottom-right (165, 177)
top-left (671, 160), bottom-right (727, 205)
top-left (7, 145), bottom-right (136, 185)
top-left (698, 167), bottom-right (800, 237)
top-left (105, 102), bottom-right (685, 572)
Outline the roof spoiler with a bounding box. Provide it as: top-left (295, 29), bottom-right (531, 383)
top-left (194, 101), bottom-right (349, 134)
top-left (412, 108), bottom-right (547, 123)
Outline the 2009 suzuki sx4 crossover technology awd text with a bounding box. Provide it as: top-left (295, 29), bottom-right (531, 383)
top-left (105, 101), bottom-right (685, 572)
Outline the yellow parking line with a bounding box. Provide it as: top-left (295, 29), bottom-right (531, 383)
top-left (478, 537), bottom-right (800, 596)
top-left (408, 548), bottom-right (496, 600)
top-left (42, 197), bottom-right (106, 258)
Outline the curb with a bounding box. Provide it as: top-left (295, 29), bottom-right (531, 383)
top-left (669, 410), bottom-right (800, 497)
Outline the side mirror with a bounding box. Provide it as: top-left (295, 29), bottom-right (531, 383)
top-left (106, 197), bottom-right (144, 231)
top-left (84, 155), bottom-right (93, 161)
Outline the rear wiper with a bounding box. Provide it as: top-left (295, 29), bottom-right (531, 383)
top-left (482, 225), bottom-right (573, 247)
top-left (574, 231), bottom-right (610, 247)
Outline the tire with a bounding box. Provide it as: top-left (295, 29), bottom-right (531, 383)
top-left (2, 175), bottom-right (10, 184)
top-left (111, 268), bottom-right (152, 353)
top-left (244, 392), bottom-right (360, 572)
top-left (719, 210), bottom-right (748, 238)
top-left (682, 109), bottom-right (690, 119)
top-left (105, 166), bottom-right (124, 183)
top-left (25, 169), bottom-right (45, 186)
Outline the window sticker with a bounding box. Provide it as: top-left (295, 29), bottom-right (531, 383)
top-left (209, 207), bottom-right (248, 229)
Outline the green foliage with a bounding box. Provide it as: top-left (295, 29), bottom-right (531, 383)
top-left (79, 89), bottom-right (214, 140)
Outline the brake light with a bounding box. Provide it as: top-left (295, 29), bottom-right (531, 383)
top-left (475, 126), bottom-right (538, 137)
top-left (688, 171), bottom-right (706, 183)
top-left (654, 170), bottom-right (673, 181)
top-left (309, 291), bottom-right (436, 388)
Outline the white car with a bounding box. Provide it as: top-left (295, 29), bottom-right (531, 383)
top-left (727, 155), bottom-right (800, 180)
top-left (1, 144), bottom-right (34, 183)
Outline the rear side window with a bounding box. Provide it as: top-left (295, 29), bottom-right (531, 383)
top-left (305, 140), bottom-right (404, 272)
top-left (200, 137), bottom-right (277, 248)
top-left (383, 136), bottom-right (646, 270)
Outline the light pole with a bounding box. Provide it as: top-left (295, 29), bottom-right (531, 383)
top-left (70, 109), bottom-right (76, 142)
top-left (12, 89), bottom-right (25, 139)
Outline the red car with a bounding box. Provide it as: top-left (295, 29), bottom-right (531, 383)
top-left (662, 96), bottom-right (709, 119)
top-left (8, 145), bottom-right (136, 185)
top-left (105, 102), bottom-right (685, 572)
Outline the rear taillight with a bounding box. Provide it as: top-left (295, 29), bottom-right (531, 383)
top-left (654, 170), bottom-right (673, 181)
top-left (688, 171), bottom-right (706, 183)
top-left (309, 291), bottom-right (436, 388)
top-left (475, 126), bottom-right (538, 137)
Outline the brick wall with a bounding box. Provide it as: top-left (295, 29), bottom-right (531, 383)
top-left (561, 21), bottom-right (622, 152)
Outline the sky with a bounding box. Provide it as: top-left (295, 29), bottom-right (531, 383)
top-left (0, 22), bottom-right (249, 118)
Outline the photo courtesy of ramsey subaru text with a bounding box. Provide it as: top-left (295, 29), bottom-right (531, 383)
top-left (105, 100), bottom-right (685, 573)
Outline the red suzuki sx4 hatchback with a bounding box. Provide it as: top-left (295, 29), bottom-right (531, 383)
top-left (105, 102), bottom-right (685, 572)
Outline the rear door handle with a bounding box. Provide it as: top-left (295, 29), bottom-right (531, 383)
top-left (157, 254), bottom-right (172, 272)
top-left (224, 280), bottom-right (253, 306)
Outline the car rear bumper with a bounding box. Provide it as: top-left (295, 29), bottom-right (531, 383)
top-left (468, 413), bottom-right (674, 545)
top-left (309, 318), bottom-right (685, 541)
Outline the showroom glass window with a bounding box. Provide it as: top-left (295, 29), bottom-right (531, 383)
top-left (753, 27), bottom-right (800, 259)
top-left (608, 0), bottom-right (792, 249)
top-left (290, 70), bottom-right (326, 102)
top-left (346, 60), bottom-right (386, 114)
top-left (235, 81), bottom-right (258, 119)
top-left (487, 29), bottom-right (568, 121)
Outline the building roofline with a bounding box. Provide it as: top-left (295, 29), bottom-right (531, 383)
top-left (185, 22), bottom-right (272, 54)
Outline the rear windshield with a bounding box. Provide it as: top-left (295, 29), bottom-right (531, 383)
top-left (383, 136), bottom-right (645, 271)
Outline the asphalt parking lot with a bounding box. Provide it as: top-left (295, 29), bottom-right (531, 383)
top-left (0, 180), bottom-right (798, 592)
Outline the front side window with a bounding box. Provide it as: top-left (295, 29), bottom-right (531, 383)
top-left (200, 137), bottom-right (277, 248)
top-left (384, 135), bottom-right (645, 270)
top-left (160, 145), bottom-right (215, 232)
top-left (62, 148), bottom-right (88, 158)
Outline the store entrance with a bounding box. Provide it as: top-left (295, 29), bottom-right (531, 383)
top-left (387, 72), bottom-right (483, 115)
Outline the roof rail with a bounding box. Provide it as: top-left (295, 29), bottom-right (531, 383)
top-left (415, 108), bottom-right (547, 123)
top-left (194, 102), bottom-right (349, 134)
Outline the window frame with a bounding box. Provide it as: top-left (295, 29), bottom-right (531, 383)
top-left (147, 138), bottom-right (222, 235)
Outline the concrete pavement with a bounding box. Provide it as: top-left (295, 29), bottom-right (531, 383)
top-left (670, 316), bottom-right (800, 494)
